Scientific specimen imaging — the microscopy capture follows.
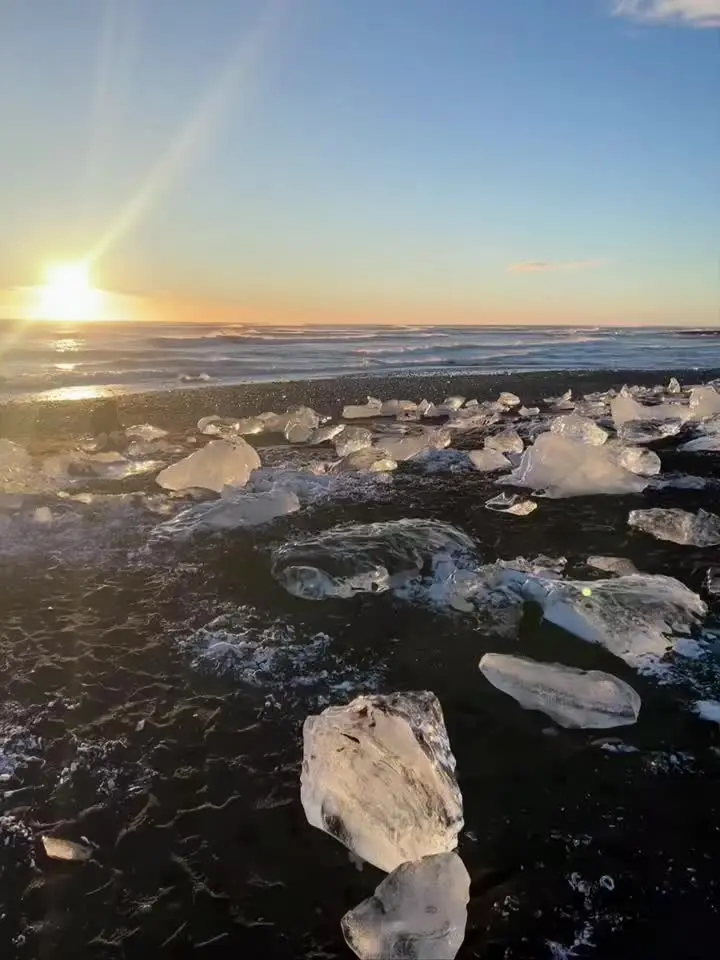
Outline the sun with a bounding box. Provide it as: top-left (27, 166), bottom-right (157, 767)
top-left (36, 261), bottom-right (101, 322)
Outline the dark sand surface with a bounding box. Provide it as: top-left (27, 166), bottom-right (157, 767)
top-left (1, 370), bottom-right (720, 959)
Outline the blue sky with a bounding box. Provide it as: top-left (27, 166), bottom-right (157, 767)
top-left (0, 0), bottom-right (718, 324)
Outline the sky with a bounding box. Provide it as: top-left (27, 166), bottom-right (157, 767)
top-left (0, 0), bottom-right (718, 326)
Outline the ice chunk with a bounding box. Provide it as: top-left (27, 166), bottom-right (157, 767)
top-left (301, 692), bottom-right (463, 872)
top-left (334, 448), bottom-right (397, 473)
top-left (628, 508), bottom-right (720, 547)
top-left (501, 433), bottom-right (647, 498)
top-left (0, 439), bottom-right (35, 493)
top-left (611, 395), bottom-right (686, 429)
top-left (694, 700), bottom-right (720, 724)
top-left (423, 397), bottom-right (466, 417)
top-left (479, 653), bottom-right (641, 729)
top-left (508, 571), bottom-right (707, 669)
top-left (156, 439), bottom-right (261, 493)
top-left (343, 398), bottom-right (384, 419)
top-left (497, 391), bottom-right (521, 408)
top-left (484, 430), bottom-right (524, 455)
top-left (613, 445), bottom-right (661, 476)
top-left (125, 423), bottom-right (168, 441)
top-left (617, 418), bottom-right (685, 445)
top-left (381, 399), bottom-right (418, 417)
top-left (335, 426), bottom-right (373, 457)
top-left (311, 423), bottom-right (345, 444)
top-left (150, 488), bottom-right (299, 539)
top-left (688, 386), bottom-right (720, 420)
top-left (518, 405), bottom-right (540, 417)
top-left (378, 429), bottom-right (450, 462)
top-left (586, 556), bottom-right (638, 577)
top-left (678, 434), bottom-right (720, 453)
top-left (704, 567), bottom-right (720, 598)
top-left (283, 406), bottom-right (321, 443)
top-left (341, 852), bottom-right (470, 960)
top-left (667, 377), bottom-right (681, 394)
top-left (485, 493), bottom-right (537, 516)
top-left (272, 518), bottom-right (476, 600)
top-left (42, 836), bottom-right (92, 862)
top-left (33, 506), bottom-right (53, 524)
top-left (468, 449), bottom-right (511, 473)
top-left (550, 414), bottom-right (608, 446)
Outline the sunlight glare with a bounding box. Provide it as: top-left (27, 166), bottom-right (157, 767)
top-left (36, 261), bottom-right (101, 322)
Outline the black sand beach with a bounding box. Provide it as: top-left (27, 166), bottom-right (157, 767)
top-left (1, 370), bottom-right (720, 959)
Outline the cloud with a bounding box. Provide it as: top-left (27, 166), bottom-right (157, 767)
top-left (612, 0), bottom-right (720, 28)
top-left (507, 260), bottom-right (604, 274)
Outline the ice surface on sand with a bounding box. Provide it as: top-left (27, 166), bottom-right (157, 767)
top-left (343, 398), bottom-right (383, 419)
top-left (341, 852), bottom-right (470, 960)
top-left (485, 493), bottom-right (537, 515)
top-left (479, 653), bottom-right (641, 729)
top-left (509, 571), bottom-right (707, 669)
top-left (501, 433), bottom-right (647, 498)
top-left (694, 700), bottom-right (720, 724)
top-left (550, 414), bottom-right (608, 446)
top-left (125, 423), bottom-right (168, 441)
top-left (485, 430), bottom-right (524, 454)
top-left (272, 518), bottom-right (476, 600)
top-left (150, 488), bottom-right (300, 540)
top-left (468, 449), bottom-right (511, 473)
top-left (156, 439), bottom-right (261, 492)
top-left (334, 448), bottom-right (398, 473)
top-left (688, 386), bottom-right (720, 420)
top-left (301, 691), bottom-right (463, 872)
top-left (628, 508), bottom-right (720, 547)
top-left (586, 556), bottom-right (638, 576)
top-left (378, 429), bottom-right (450, 462)
top-left (335, 427), bottom-right (373, 457)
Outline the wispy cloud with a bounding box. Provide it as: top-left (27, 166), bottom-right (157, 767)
top-left (507, 260), bottom-right (604, 274)
top-left (612, 1), bottom-right (720, 28)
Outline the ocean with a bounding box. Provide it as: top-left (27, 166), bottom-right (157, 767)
top-left (1, 321), bottom-right (717, 399)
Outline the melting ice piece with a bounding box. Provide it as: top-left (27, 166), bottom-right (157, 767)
top-left (468, 449), bottom-right (511, 473)
top-left (125, 423), bottom-right (168, 441)
top-left (613, 445), bottom-right (661, 476)
top-left (678, 434), bottom-right (720, 453)
top-left (485, 430), bottom-right (524, 455)
top-left (378, 430), bottom-right (450, 462)
top-left (334, 448), bottom-right (397, 473)
top-left (518, 405), bottom-right (540, 417)
top-left (501, 433), bottom-right (647, 497)
top-left (704, 567), bottom-right (720, 598)
top-left (628, 508), bottom-right (720, 547)
top-left (485, 493), bottom-right (537, 516)
top-left (479, 653), bottom-right (641, 729)
top-left (586, 556), bottom-right (638, 577)
top-left (550, 414), bottom-right (608, 446)
top-left (301, 692), bottom-right (464, 872)
top-left (335, 427), bottom-right (373, 457)
top-left (611, 395), bottom-right (687, 429)
top-left (381, 399), bottom-right (418, 417)
top-left (667, 377), bottom-right (681, 394)
top-left (343, 397), bottom-right (384, 419)
top-left (497, 391), bottom-right (521, 408)
top-left (507, 571), bottom-right (707, 669)
top-left (156, 439), bottom-right (261, 493)
top-left (423, 397), bottom-right (466, 417)
top-left (688, 386), bottom-right (720, 420)
top-left (341, 852), bottom-right (470, 960)
top-left (694, 701), bottom-right (720, 724)
top-left (150, 488), bottom-right (300, 539)
top-left (41, 836), bottom-right (92, 862)
top-left (284, 406), bottom-right (321, 444)
top-left (311, 423), bottom-right (345, 444)
top-left (272, 518), bottom-right (476, 600)
top-left (617, 419), bottom-right (685, 445)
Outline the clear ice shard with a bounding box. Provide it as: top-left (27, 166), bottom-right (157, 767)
top-left (612, 444), bottom-right (661, 476)
top-left (342, 398), bottom-right (384, 419)
top-left (300, 692), bottom-right (464, 873)
top-left (688, 386), bottom-right (720, 420)
top-left (334, 448), bottom-right (398, 473)
top-left (468, 449), bottom-right (511, 473)
top-left (311, 423), bottom-right (345, 444)
top-left (586, 555), bottom-right (638, 576)
top-left (197, 415), bottom-right (265, 437)
top-left (341, 852), bottom-right (470, 960)
top-left (272, 518), bottom-right (477, 600)
top-left (678, 433), bottom-right (720, 453)
top-left (500, 433), bottom-right (647, 497)
top-left (125, 423), bottom-right (169, 441)
top-left (485, 493), bottom-right (537, 515)
top-left (628, 508), bottom-right (720, 547)
top-left (155, 439), bottom-right (261, 493)
top-left (485, 430), bottom-right (524, 454)
top-left (334, 427), bottom-right (373, 457)
top-left (378, 429), bottom-right (450, 462)
top-left (150, 488), bottom-right (300, 539)
top-left (479, 653), bottom-right (641, 729)
top-left (506, 571), bottom-right (707, 670)
top-left (611, 394), bottom-right (687, 428)
top-left (616, 418), bottom-right (685, 445)
top-left (284, 406), bottom-right (321, 443)
top-left (550, 414), bottom-right (608, 446)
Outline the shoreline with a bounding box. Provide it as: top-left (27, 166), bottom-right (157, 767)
top-left (2, 366), bottom-right (719, 442)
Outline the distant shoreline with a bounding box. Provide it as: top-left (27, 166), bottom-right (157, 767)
top-left (3, 367), bottom-right (719, 444)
